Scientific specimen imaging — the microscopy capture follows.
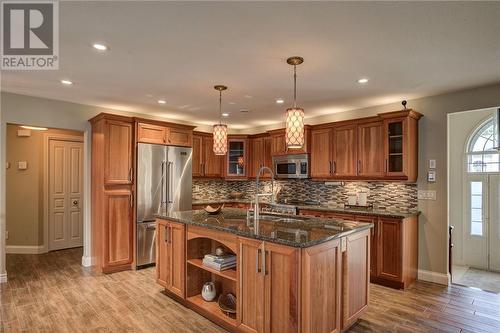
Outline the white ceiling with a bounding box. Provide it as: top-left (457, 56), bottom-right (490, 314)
top-left (2, 1), bottom-right (500, 129)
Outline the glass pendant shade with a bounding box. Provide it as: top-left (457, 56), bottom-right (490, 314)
top-left (285, 107), bottom-right (305, 148)
top-left (213, 123), bottom-right (228, 155)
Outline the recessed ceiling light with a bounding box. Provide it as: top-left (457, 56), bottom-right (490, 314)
top-left (229, 102), bottom-right (236, 105)
top-left (357, 78), bottom-right (369, 84)
top-left (158, 99), bottom-right (166, 104)
top-left (240, 109), bottom-right (250, 113)
top-left (93, 43), bottom-right (108, 51)
top-left (276, 98), bottom-right (284, 104)
top-left (244, 95), bottom-right (253, 99)
top-left (61, 79), bottom-right (73, 85)
top-left (20, 125), bottom-right (48, 131)
top-left (222, 113), bottom-right (229, 117)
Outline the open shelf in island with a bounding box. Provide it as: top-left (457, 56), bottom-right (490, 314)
top-left (187, 258), bottom-right (237, 282)
top-left (187, 294), bottom-right (237, 327)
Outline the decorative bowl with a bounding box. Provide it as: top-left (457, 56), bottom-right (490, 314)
top-left (218, 293), bottom-right (237, 314)
top-left (204, 204), bottom-right (224, 215)
top-left (229, 191), bottom-right (244, 199)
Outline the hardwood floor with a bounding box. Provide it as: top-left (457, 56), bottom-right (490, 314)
top-left (2, 248), bottom-right (500, 332)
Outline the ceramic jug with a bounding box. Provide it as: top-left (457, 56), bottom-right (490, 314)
top-left (201, 282), bottom-right (216, 301)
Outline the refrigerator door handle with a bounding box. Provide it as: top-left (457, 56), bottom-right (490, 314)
top-left (160, 161), bottom-right (167, 205)
top-left (168, 161), bottom-right (174, 203)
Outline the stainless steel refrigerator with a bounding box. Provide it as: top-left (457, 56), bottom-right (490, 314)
top-left (136, 143), bottom-right (192, 268)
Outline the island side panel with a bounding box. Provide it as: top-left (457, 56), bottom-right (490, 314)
top-left (301, 238), bottom-right (342, 333)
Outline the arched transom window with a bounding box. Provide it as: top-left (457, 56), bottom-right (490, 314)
top-left (467, 117), bottom-right (500, 173)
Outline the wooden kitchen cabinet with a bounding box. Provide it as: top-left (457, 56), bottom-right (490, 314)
top-left (332, 124), bottom-right (358, 178)
top-left (226, 136), bottom-right (249, 179)
top-left (357, 121), bottom-right (384, 178)
top-left (355, 215), bottom-right (379, 276)
top-left (268, 127), bottom-right (311, 156)
top-left (192, 132), bottom-right (223, 178)
top-left (105, 119), bottom-right (134, 185)
top-left (249, 135), bottom-right (272, 178)
top-left (103, 189), bottom-right (134, 271)
top-left (137, 121), bottom-right (193, 147)
top-left (156, 219), bottom-right (185, 298)
top-left (310, 128), bottom-right (333, 178)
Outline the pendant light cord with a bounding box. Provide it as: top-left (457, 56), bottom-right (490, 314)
top-left (219, 89), bottom-right (222, 125)
top-left (293, 64), bottom-right (297, 108)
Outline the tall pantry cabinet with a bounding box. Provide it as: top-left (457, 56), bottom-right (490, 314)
top-left (90, 114), bottom-right (135, 273)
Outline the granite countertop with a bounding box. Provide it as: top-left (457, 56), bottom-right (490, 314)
top-left (192, 199), bottom-right (419, 219)
top-left (156, 208), bottom-right (373, 248)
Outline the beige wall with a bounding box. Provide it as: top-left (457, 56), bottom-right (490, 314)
top-left (5, 125), bottom-right (83, 246)
top-left (239, 83), bottom-right (500, 276)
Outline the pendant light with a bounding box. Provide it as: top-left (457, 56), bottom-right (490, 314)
top-left (213, 85), bottom-right (228, 155)
top-left (285, 56), bottom-right (305, 149)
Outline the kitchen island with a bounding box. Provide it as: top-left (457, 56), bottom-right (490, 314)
top-left (156, 208), bottom-right (373, 333)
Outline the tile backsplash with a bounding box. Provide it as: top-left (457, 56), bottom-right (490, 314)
top-left (193, 179), bottom-right (418, 211)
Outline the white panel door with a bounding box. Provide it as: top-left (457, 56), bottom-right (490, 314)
top-left (49, 139), bottom-right (83, 251)
top-left (464, 175), bottom-right (489, 269)
top-left (488, 175), bottom-right (500, 272)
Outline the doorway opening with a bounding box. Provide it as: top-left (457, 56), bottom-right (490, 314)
top-left (5, 124), bottom-right (84, 260)
top-left (449, 111), bottom-right (500, 293)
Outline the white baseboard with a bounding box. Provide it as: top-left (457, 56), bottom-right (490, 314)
top-left (418, 269), bottom-right (450, 285)
top-left (0, 273), bottom-right (7, 283)
top-left (81, 255), bottom-right (92, 267)
top-left (5, 245), bottom-right (47, 254)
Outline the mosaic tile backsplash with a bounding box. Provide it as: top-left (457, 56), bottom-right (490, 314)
top-left (193, 179), bottom-right (418, 211)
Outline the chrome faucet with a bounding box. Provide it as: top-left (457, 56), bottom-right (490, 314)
top-left (253, 166), bottom-right (275, 229)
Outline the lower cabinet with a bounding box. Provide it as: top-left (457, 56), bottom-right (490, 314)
top-left (156, 220), bottom-right (185, 298)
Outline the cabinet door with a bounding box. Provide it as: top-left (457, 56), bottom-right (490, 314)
top-left (103, 190), bottom-right (133, 271)
top-left (301, 239), bottom-right (341, 333)
top-left (358, 122), bottom-right (384, 178)
top-left (270, 134), bottom-right (286, 156)
top-left (202, 136), bottom-right (223, 177)
top-left (167, 127), bottom-right (192, 147)
top-left (310, 128), bottom-right (332, 178)
top-left (137, 122), bottom-right (166, 145)
top-left (168, 222), bottom-right (185, 298)
top-left (264, 243), bottom-right (299, 333)
top-left (355, 215), bottom-right (378, 277)
top-left (156, 222), bottom-right (170, 287)
top-left (263, 136), bottom-right (273, 170)
top-left (192, 135), bottom-right (203, 177)
top-left (342, 230), bottom-right (370, 330)
top-left (227, 139), bottom-right (248, 178)
top-left (238, 238), bottom-right (265, 333)
top-left (105, 120), bottom-right (134, 185)
top-left (332, 124), bottom-right (357, 177)
top-left (384, 118), bottom-right (407, 178)
top-left (378, 218), bottom-right (402, 281)
top-left (249, 138), bottom-right (263, 178)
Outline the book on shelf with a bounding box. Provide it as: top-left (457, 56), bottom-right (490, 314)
top-left (202, 258), bottom-right (236, 271)
top-left (202, 253), bottom-right (237, 271)
top-left (203, 254), bottom-right (236, 262)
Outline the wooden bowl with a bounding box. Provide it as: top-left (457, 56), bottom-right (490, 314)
top-left (218, 293), bottom-right (236, 314)
top-left (229, 191), bottom-right (244, 199)
top-left (204, 204), bottom-right (224, 215)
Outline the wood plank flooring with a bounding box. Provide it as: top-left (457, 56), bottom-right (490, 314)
top-left (2, 248), bottom-right (500, 332)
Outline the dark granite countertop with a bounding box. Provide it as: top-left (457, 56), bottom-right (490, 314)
top-left (192, 199), bottom-right (419, 219)
top-left (156, 208), bottom-right (373, 248)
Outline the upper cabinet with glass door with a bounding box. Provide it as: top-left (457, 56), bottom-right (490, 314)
top-left (225, 136), bottom-right (249, 179)
top-left (380, 110), bottom-right (422, 182)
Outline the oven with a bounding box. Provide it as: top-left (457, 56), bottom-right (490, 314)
top-left (272, 154), bottom-right (309, 179)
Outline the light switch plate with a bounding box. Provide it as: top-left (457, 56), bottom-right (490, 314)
top-left (418, 190), bottom-right (436, 200)
top-left (429, 159), bottom-right (436, 169)
top-left (428, 170), bottom-right (436, 182)
top-left (17, 161), bottom-right (28, 170)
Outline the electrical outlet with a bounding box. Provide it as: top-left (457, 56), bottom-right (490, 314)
top-left (418, 190), bottom-right (436, 200)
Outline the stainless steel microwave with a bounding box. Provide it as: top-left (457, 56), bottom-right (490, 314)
top-left (272, 154), bottom-right (309, 179)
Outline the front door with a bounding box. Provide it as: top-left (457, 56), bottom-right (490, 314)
top-left (465, 174), bottom-right (500, 271)
top-left (49, 139), bottom-right (84, 251)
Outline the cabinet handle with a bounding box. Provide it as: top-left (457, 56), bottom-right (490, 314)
top-left (329, 161), bottom-right (333, 174)
top-left (164, 226), bottom-right (169, 243)
top-left (385, 159), bottom-right (388, 173)
top-left (333, 161), bottom-right (336, 174)
top-left (262, 248), bottom-right (267, 276)
top-left (129, 168), bottom-right (133, 182)
top-left (256, 249), bottom-right (261, 273)
top-left (168, 226), bottom-right (172, 243)
top-left (130, 193), bottom-right (133, 208)
top-left (358, 160), bottom-right (362, 174)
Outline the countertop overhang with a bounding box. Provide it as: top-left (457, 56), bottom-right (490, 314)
top-left (156, 208), bottom-right (373, 248)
